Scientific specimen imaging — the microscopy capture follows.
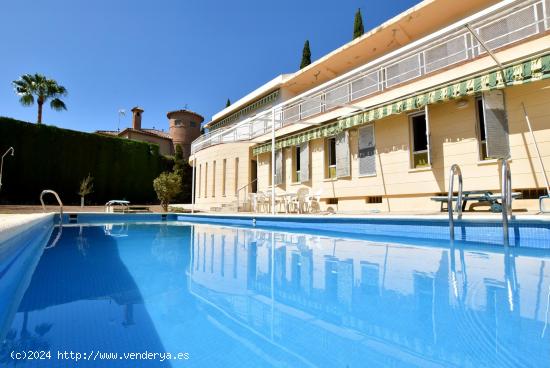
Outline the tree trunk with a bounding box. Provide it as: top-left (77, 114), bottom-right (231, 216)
top-left (81, 196), bottom-right (84, 208)
top-left (162, 201), bottom-right (168, 212)
top-left (37, 101), bottom-right (43, 124)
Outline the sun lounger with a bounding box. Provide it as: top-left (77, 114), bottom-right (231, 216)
top-left (105, 200), bottom-right (130, 213)
top-left (430, 191), bottom-right (521, 213)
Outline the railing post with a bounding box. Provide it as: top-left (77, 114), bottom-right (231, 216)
top-left (448, 164), bottom-right (463, 241)
top-left (191, 157), bottom-right (196, 214)
top-left (271, 108), bottom-right (276, 215)
top-left (500, 159), bottom-right (512, 246)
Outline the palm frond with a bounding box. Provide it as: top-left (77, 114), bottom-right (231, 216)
top-left (50, 98), bottom-right (66, 111)
top-left (19, 94), bottom-right (34, 106)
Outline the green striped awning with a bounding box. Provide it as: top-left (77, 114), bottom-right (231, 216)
top-left (253, 54), bottom-right (550, 155)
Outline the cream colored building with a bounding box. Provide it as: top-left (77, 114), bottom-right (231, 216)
top-left (190, 0), bottom-right (550, 213)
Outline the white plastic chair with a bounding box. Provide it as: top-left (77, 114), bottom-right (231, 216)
top-left (291, 188), bottom-right (310, 214)
top-left (256, 192), bottom-right (269, 213)
top-left (306, 189), bottom-right (323, 213)
top-left (248, 193), bottom-right (258, 213)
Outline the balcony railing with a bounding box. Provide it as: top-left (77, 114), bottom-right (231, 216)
top-left (191, 0), bottom-right (550, 155)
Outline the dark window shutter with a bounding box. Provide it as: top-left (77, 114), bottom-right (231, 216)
top-left (336, 131), bottom-right (351, 178)
top-left (358, 125), bottom-right (376, 176)
top-left (299, 142), bottom-right (310, 182)
top-left (274, 149), bottom-right (284, 185)
top-left (483, 90), bottom-right (510, 159)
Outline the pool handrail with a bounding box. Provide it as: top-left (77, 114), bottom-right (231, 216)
top-left (500, 158), bottom-right (512, 246)
top-left (448, 164), bottom-right (463, 241)
top-left (40, 189), bottom-right (64, 223)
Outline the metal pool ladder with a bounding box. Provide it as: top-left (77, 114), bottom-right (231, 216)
top-left (500, 159), bottom-right (512, 246)
top-left (40, 190), bottom-right (64, 249)
top-left (448, 164), bottom-right (463, 241)
top-left (40, 190), bottom-right (64, 222)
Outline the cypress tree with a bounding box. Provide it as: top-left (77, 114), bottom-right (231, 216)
top-left (226, 98), bottom-right (231, 107)
top-left (173, 144), bottom-right (185, 175)
top-left (353, 9), bottom-right (364, 40)
top-left (300, 40), bottom-right (311, 69)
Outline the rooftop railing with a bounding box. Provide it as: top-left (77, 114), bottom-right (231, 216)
top-left (191, 0), bottom-right (549, 155)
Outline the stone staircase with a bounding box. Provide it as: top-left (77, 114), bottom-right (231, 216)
top-left (209, 200), bottom-right (243, 213)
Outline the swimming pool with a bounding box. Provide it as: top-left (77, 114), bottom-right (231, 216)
top-left (1, 213), bottom-right (550, 367)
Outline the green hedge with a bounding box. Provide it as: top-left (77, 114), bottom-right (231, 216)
top-left (0, 117), bottom-right (173, 205)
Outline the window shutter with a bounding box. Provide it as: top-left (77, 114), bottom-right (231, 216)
top-left (299, 142), bottom-right (309, 182)
top-left (358, 125), bottom-right (376, 176)
top-left (483, 90), bottom-right (510, 159)
top-left (336, 131), bottom-right (351, 178)
top-left (274, 149), bottom-right (284, 185)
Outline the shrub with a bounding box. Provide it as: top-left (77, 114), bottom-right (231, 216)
top-left (153, 171), bottom-right (182, 211)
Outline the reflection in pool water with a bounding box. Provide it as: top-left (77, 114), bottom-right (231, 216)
top-left (189, 224), bottom-right (550, 367)
top-left (1, 222), bottom-right (549, 367)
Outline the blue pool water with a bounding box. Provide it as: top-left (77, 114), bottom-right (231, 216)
top-left (1, 217), bottom-right (550, 367)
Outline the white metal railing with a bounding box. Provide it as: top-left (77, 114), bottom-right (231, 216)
top-left (192, 0), bottom-right (549, 155)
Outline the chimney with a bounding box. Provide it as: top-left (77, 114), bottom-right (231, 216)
top-left (131, 107), bottom-right (144, 130)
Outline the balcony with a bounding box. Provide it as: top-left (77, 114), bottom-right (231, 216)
top-left (191, 0), bottom-right (550, 155)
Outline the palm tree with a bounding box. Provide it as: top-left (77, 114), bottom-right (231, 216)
top-left (12, 73), bottom-right (67, 124)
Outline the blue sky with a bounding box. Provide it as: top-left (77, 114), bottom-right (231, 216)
top-left (0, 0), bottom-right (419, 132)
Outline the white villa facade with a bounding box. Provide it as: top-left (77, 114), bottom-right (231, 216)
top-left (189, 0), bottom-right (550, 213)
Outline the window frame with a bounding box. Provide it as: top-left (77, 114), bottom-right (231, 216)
top-left (212, 160), bottom-right (216, 197)
top-left (293, 145), bottom-right (301, 183)
top-left (222, 158), bottom-right (227, 197)
top-left (325, 137), bottom-right (337, 179)
top-left (409, 110), bottom-right (431, 169)
top-left (475, 95), bottom-right (490, 161)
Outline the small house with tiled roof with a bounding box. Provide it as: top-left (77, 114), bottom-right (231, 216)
top-left (96, 107), bottom-right (203, 158)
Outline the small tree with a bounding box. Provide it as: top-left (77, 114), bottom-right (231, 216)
top-left (353, 8), bottom-right (364, 40)
top-left (153, 172), bottom-right (182, 212)
top-left (300, 40), bottom-right (311, 69)
top-left (78, 174), bottom-right (94, 207)
top-left (226, 98), bottom-right (231, 107)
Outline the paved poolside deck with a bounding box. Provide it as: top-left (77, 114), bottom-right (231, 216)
top-left (0, 205), bottom-right (164, 214)
top-left (0, 213), bottom-right (53, 243)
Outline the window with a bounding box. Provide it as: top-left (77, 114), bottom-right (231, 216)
top-left (366, 196), bottom-right (382, 204)
top-left (204, 163), bottom-right (208, 198)
top-left (410, 112), bottom-right (430, 168)
top-left (294, 146), bottom-right (301, 182)
top-left (222, 159), bottom-right (227, 196)
top-left (326, 137), bottom-right (337, 178)
top-left (198, 164), bottom-right (202, 198)
top-left (212, 161), bottom-right (216, 197)
top-left (476, 97), bottom-right (489, 160)
top-left (234, 158), bottom-right (239, 195)
top-left (174, 119), bottom-right (183, 126)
